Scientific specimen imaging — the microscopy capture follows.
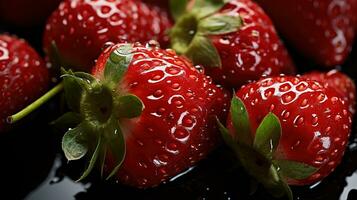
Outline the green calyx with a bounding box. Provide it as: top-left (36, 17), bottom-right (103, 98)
top-left (56, 44), bottom-right (144, 181)
top-left (218, 96), bottom-right (318, 200)
top-left (170, 0), bottom-right (242, 68)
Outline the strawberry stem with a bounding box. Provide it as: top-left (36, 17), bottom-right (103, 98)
top-left (7, 82), bottom-right (64, 124)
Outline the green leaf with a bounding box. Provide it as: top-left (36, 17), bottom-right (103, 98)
top-left (217, 117), bottom-right (236, 148)
top-left (104, 44), bottom-right (133, 86)
top-left (99, 144), bottom-right (107, 178)
top-left (51, 112), bottom-right (81, 130)
top-left (116, 94), bottom-right (144, 118)
top-left (253, 113), bottom-right (281, 160)
top-left (62, 124), bottom-right (88, 161)
top-left (279, 177), bottom-right (293, 200)
top-left (77, 135), bottom-right (103, 181)
top-left (230, 96), bottom-right (253, 146)
top-left (104, 119), bottom-right (126, 180)
top-left (192, 0), bottom-right (228, 19)
top-left (199, 14), bottom-right (243, 35)
top-left (170, 0), bottom-right (188, 21)
top-left (185, 35), bottom-right (222, 68)
top-left (62, 70), bottom-right (84, 112)
top-left (275, 159), bottom-right (318, 180)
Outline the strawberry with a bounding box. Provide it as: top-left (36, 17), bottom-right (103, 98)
top-left (303, 70), bottom-right (356, 115)
top-left (57, 42), bottom-right (230, 188)
top-left (0, 0), bottom-right (62, 27)
top-left (169, 0), bottom-right (295, 88)
top-left (43, 0), bottom-right (172, 72)
top-left (0, 34), bottom-right (49, 132)
top-left (255, 0), bottom-right (357, 67)
top-left (218, 75), bottom-right (352, 199)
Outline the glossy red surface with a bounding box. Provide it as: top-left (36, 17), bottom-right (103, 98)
top-left (92, 43), bottom-right (230, 187)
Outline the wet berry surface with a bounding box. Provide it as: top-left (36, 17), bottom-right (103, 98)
top-left (1, 12), bottom-right (357, 200)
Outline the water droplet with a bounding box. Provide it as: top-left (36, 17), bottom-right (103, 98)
top-left (140, 178), bottom-right (148, 186)
top-left (102, 41), bottom-right (115, 51)
top-left (279, 83), bottom-right (291, 92)
top-left (312, 114), bottom-right (318, 126)
top-left (138, 161), bottom-right (148, 168)
top-left (301, 99), bottom-right (308, 108)
top-left (269, 104), bottom-right (275, 111)
top-left (311, 173), bottom-right (321, 179)
top-left (136, 140), bottom-right (144, 147)
top-left (294, 115), bottom-right (304, 126)
top-left (166, 142), bottom-right (179, 155)
top-left (296, 82), bottom-right (308, 91)
top-left (281, 110), bottom-right (290, 120)
top-left (317, 93), bottom-right (326, 103)
top-left (331, 96), bottom-right (339, 104)
top-left (171, 83), bottom-right (181, 90)
top-left (146, 40), bottom-right (160, 48)
top-left (157, 107), bottom-right (166, 115)
top-left (194, 65), bottom-right (205, 73)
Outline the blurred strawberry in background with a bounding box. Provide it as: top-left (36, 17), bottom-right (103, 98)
top-left (255, 0), bottom-right (357, 67)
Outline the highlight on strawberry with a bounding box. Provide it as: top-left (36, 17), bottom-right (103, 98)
top-left (169, 0), bottom-right (295, 88)
top-left (218, 75), bottom-right (352, 199)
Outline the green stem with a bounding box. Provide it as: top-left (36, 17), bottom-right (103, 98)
top-left (7, 82), bottom-right (64, 124)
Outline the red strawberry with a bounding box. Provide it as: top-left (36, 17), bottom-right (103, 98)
top-left (218, 75), bottom-right (352, 199)
top-left (0, 0), bottom-right (62, 27)
top-left (255, 0), bottom-right (357, 67)
top-left (43, 0), bottom-right (172, 72)
top-left (0, 34), bottom-right (49, 132)
top-left (57, 42), bottom-right (230, 188)
top-left (303, 70), bottom-right (356, 114)
top-left (169, 0), bottom-right (295, 88)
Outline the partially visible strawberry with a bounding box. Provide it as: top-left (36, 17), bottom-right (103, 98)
top-left (303, 70), bottom-right (356, 114)
top-left (255, 0), bottom-right (357, 67)
top-left (0, 0), bottom-right (62, 27)
top-left (0, 34), bottom-right (49, 132)
top-left (218, 75), bottom-right (352, 199)
top-left (169, 0), bottom-right (295, 88)
top-left (43, 0), bottom-right (172, 72)
top-left (57, 42), bottom-right (230, 188)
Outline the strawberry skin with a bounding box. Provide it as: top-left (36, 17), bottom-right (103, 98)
top-left (170, 0), bottom-right (295, 88)
top-left (0, 34), bottom-right (49, 132)
top-left (43, 0), bottom-right (172, 71)
top-left (60, 42), bottom-right (230, 188)
top-left (229, 75), bottom-right (351, 185)
top-left (255, 0), bottom-right (357, 67)
top-left (303, 70), bottom-right (356, 115)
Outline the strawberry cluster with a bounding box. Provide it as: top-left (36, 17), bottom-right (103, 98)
top-left (1, 0), bottom-right (356, 199)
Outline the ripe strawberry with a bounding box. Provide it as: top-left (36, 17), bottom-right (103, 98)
top-left (0, 0), bottom-right (61, 27)
top-left (0, 34), bottom-right (49, 132)
top-left (218, 75), bottom-right (352, 199)
top-left (303, 70), bottom-right (356, 114)
top-left (169, 0), bottom-right (295, 88)
top-left (255, 0), bottom-right (357, 67)
top-left (58, 42), bottom-right (230, 188)
top-left (43, 0), bottom-right (172, 72)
